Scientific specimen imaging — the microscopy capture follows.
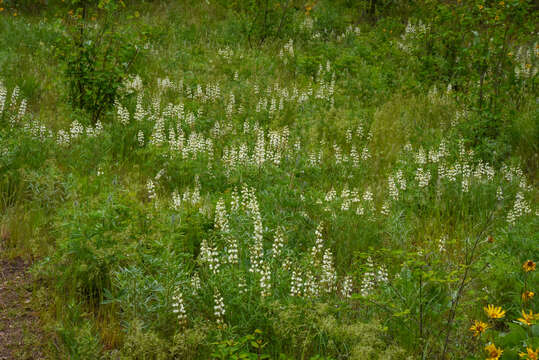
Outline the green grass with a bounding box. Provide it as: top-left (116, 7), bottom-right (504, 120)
top-left (0, 1), bottom-right (537, 359)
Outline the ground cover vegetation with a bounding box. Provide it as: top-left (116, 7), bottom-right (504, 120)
top-left (0, 0), bottom-right (537, 358)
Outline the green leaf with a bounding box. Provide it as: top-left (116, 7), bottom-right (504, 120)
top-left (495, 323), bottom-right (527, 347)
top-left (532, 324), bottom-right (539, 337)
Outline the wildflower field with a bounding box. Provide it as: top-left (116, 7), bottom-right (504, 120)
top-left (0, 0), bottom-right (537, 359)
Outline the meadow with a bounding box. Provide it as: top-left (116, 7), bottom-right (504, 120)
top-left (0, 0), bottom-right (537, 359)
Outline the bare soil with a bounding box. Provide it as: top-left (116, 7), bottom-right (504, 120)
top-left (0, 258), bottom-right (46, 360)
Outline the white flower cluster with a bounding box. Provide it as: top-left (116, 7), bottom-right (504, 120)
top-left (320, 248), bottom-right (337, 293)
top-left (396, 170), bottom-right (407, 190)
top-left (146, 179), bottom-right (157, 200)
top-left (200, 239), bottom-right (220, 273)
top-left (267, 127), bottom-right (289, 165)
top-left (115, 100), bottom-right (130, 125)
top-left (0, 83), bottom-right (27, 126)
top-left (272, 227), bottom-right (285, 259)
top-left (361, 147), bottom-right (371, 161)
top-left (0, 80), bottom-right (6, 114)
top-left (398, 19), bottom-right (429, 53)
top-left (360, 257), bottom-right (389, 296)
top-left (16, 99), bottom-right (26, 123)
top-left (213, 290), bottom-right (226, 324)
top-left (218, 47), bottom-right (234, 63)
top-left (48, 119), bottom-right (103, 146)
top-left (123, 74), bottom-right (143, 94)
top-left (238, 276), bottom-right (247, 295)
top-left (287, 225), bottom-right (342, 298)
top-left (214, 198), bottom-right (229, 233)
top-left (9, 86), bottom-right (19, 113)
top-left (350, 145), bottom-right (359, 167)
top-left (388, 175), bottom-right (399, 200)
top-left (172, 289), bottom-right (187, 327)
top-left (70, 120), bottom-right (84, 139)
top-left (318, 185), bottom-right (363, 216)
top-left (507, 191), bottom-right (531, 225)
top-left (501, 164), bottom-right (524, 183)
top-left (341, 186), bottom-right (351, 211)
top-left (279, 39), bottom-right (294, 60)
top-left (172, 178), bottom-right (202, 209)
top-left (415, 167), bottom-right (431, 188)
top-left (260, 263), bottom-right (272, 297)
top-left (311, 223), bottom-right (325, 264)
top-left (496, 186), bottom-right (503, 201)
top-left (86, 121), bottom-right (103, 138)
top-left (303, 270), bottom-right (320, 298)
top-left (149, 117), bottom-right (165, 146)
top-left (290, 270), bottom-right (303, 297)
top-left (225, 235), bottom-right (239, 265)
top-left (171, 190), bottom-right (182, 210)
top-left (415, 147), bottom-right (427, 165)
top-left (380, 201), bottom-right (391, 216)
top-left (473, 161), bottom-right (495, 182)
top-left (191, 272), bottom-right (201, 292)
top-left (134, 94), bottom-right (146, 122)
top-left (249, 199), bottom-right (264, 274)
top-left (336, 24), bottom-right (361, 42)
top-left (23, 119), bottom-right (53, 141)
top-left (57, 130), bottom-right (71, 146)
top-left (340, 275), bottom-right (353, 298)
top-left (215, 196), bottom-right (238, 265)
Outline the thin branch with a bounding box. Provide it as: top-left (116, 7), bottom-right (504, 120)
top-left (440, 212), bottom-right (495, 358)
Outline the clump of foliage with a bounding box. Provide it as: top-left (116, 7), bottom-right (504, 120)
top-left (55, 0), bottom-right (140, 123)
top-left (0, 0), bottom-right (536, 359)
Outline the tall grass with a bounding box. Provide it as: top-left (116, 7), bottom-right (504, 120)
top-left (0, 1), bottom-right (537, 358)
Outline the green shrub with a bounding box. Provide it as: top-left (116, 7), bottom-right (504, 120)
top-left (55, 0), bottom-right (139, 123)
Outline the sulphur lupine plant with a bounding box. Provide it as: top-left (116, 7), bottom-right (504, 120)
top-left (2, 52), bottom-right (537, 357)
top-left (0, 1), bottom-right (537, 358)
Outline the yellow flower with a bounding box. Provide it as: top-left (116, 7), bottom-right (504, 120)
top-left (517, 309), bottom-right (537, 326)
top-left (478, 5), bottom-right (484, 10)
top-left (520, 347), bottom-right (539, 360)
top-left (469, 320), bottom-right (490, 336)
top-left (484, 304), bottom-right (506, 319)
top-left (523, 260), bottom-right (536, 272)
top-left (522, 290), bottom-right (535, 302)
top-left (485, 343), bottom-right (503, 360)
top-left (499, 1), bottom-right (504, 5)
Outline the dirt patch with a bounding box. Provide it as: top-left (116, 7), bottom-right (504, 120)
top-left (0, 258), bottom-right (46, 360)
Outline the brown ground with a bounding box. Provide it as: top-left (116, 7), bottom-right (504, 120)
top-left (0, 258), bottom-right (46, 360)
